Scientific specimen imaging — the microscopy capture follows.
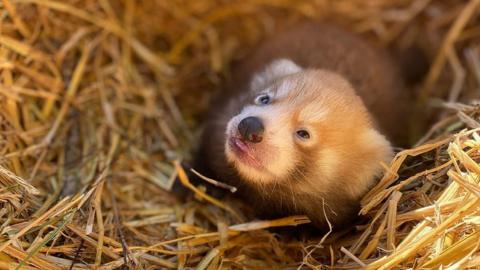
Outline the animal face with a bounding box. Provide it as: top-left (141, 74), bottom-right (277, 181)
top-left (224, 60), bottom-right (392, 197)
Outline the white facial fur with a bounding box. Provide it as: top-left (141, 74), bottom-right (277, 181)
top-left (250, 59), bottom-right (303, 91)
top-left (225, 59), bottom-right (309, 183)
top-left (225, 98), bottom-right (302, 183)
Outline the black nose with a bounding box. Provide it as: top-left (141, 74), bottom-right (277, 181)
top-left (238, 116), bottom-right (264, 143)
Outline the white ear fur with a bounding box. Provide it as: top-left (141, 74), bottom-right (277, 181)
top-left (250, 58), bottom-right (303, 91)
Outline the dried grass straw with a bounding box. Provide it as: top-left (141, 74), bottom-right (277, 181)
top-left (1, 0), bottom-right (480, 269)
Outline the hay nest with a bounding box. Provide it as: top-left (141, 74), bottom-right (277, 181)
top-left (1, 0), bottom-right (480, 269)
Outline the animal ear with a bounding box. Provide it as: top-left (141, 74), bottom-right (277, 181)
top-left (251, 58), bottom-right (302, 91)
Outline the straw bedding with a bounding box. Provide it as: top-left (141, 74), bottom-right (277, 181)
top-left (1, 0), bottom-right (480, 269)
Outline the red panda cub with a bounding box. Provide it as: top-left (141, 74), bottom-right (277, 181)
top-left (196, 22), bottom-right (410, 230)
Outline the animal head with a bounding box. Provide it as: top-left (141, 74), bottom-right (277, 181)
top-left (224, 59), bottom-right (392, 197)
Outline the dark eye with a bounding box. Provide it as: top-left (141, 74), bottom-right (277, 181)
top-left (255, 94), bottom-right (271, 105)
top-left (296, 130), bottom-right (310, 140)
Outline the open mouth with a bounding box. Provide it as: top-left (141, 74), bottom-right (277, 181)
top-left (228, 137), bottom-right (263, 168)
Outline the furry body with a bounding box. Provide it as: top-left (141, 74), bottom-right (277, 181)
top-left (196, 22), bottom-right (410, 229)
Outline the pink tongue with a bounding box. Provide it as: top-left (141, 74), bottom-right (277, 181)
top-left (234, 138), bottom-right (249, 152)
